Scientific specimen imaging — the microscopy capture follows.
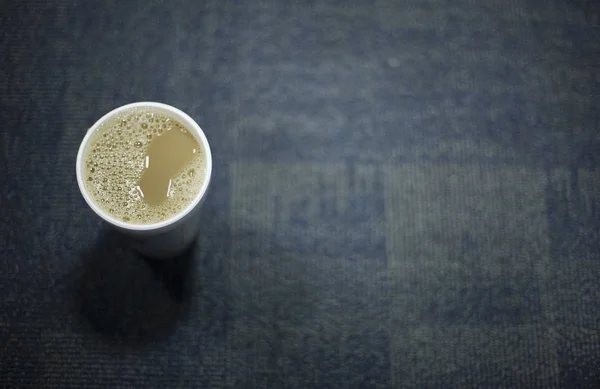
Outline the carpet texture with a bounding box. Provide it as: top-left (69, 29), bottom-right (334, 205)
top-left (1, 0), bottom-right (600, 388)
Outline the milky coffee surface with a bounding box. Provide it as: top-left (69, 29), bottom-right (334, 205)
top-left (82, 108), bottom-right (206, 224)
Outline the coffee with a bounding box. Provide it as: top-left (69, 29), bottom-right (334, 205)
top-left (82, 107), bottom-right (207, 224)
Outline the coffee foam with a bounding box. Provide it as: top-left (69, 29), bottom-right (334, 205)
top-left (82, 108), bottom-right (206, 225)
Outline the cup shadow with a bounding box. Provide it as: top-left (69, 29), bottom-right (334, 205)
top-left (72, 227), bottom-right (196, 347)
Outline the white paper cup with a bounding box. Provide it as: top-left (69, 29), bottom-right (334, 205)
top-left (76, 102), bottom-right (213, 259)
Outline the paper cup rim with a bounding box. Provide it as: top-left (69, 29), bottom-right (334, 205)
top-left (76, 102), bottom-right (213, 232)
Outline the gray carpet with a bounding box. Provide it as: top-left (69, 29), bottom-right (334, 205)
top-left (1, 0), bottom-right (600, 388)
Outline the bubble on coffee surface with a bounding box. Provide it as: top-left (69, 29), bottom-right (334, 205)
top-left (83, 108), bottom-right (206, 224)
